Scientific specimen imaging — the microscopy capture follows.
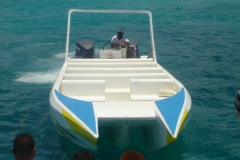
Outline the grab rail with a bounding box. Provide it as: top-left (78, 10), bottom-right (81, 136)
top-left (103, 41), bottom-right (110, 50)
top-left (65, 9), bottom-right (157, 63)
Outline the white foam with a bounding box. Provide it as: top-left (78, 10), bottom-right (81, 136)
top-left (54, 51), bottom-right (75, 58)
top-left (54, 52), bottom-right (65, 58)
top-left (15, 49), bottom-right (100, 84)
top-left (15, 51), bottom-right (72, 84)
top-left (15, 70), bottom-right (60, 84)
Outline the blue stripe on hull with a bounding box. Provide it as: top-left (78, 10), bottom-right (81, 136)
top-left (54, 90), bottom-right (97, 135)
top-left (154, 88), bottom-right (185, 135)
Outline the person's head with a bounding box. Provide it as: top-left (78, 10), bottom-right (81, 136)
top-left (119, 150), bottom-right (145, 160)
top-left (70, 150), bottom-right (95, 160)
top-left (12, 133), bottom-right (36, 160)
top-left (117, 29), bottom-right (124, 39)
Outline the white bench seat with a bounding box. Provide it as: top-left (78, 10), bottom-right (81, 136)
top-left (67, 62), bottom-right (158, 68)
top-left (61, 80), bottom-right (105, 102)
top-left (66, 68), bottom-right (163, 74)
top-left (130, 79), bottom-right (179, 101)
top-left (67, 58), bottom-right (153, 63)
top-left (105, 89), bottom-right (131, 101)
top-left (63, 73), bottom-right (169, 89)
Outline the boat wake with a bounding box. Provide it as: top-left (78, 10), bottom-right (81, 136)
top-left (54, 52), bottom-right (66, 58)
top-left (15, 69), bottom-right (60, 84)
top-left (14, 52), bottom-right (75, 84)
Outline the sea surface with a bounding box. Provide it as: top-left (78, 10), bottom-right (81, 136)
top-left (1, 0), bottom-right (240, 159)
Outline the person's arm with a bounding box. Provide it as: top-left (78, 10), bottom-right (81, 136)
top-left (114, 40), bottom-right (130, 48)
top-left (122, 39), bottom-right (130, 46)
top-left (111, 43), bottom-right (118, 48)
top-left (111, 36), bottom-right (118, 48)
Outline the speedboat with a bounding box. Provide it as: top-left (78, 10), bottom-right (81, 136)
top-left (49, 9), bottom-right (192, 152)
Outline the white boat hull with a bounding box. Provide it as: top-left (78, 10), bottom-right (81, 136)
top-left (49, 58), bottom-right (191, 151)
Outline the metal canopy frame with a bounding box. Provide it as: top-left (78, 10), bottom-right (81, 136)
top-left (65, 9), bottom-right (156, 62)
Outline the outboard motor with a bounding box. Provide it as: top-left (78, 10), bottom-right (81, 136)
top-left (234, 88), bottom-right (240, 112)
top-left (128, 40), bottom-right (139, 58)
top-left (75, 40), bottom-right (94, 58)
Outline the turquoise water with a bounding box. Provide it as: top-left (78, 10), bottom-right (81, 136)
top-left (1, 0), bottom-right (240, 159)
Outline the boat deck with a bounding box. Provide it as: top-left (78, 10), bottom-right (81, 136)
top-left (60, 58), bottom-right (180, 102)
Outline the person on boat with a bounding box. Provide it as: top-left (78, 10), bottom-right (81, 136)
top-left (12, 133), bottom-right (36, 160)
top-left (119, 150), bottom-right (145, 160)
top-left (70, 150), bottom-right (95, 160)
top-left (111, 29), bottom-right (130, 49)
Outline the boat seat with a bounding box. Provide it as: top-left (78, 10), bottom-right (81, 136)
top-left (67, 58), bottom-right (153, 63)
top-left (66, 67), bottom-right (163, 74)
top-left (63, 73), bottom-right (169, 89)
top-left (130, 79), bottom-right (179, 101)
top-left (105, 89), bottom-right (131, 101)
top-left (61, 80), bottom-right (106, 101)
top-left (67, 62), bottom-right (158, 68)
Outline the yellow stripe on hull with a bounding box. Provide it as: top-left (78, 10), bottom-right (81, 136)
top-left (179, 109), bottom-right (188, 133)
top-left (166, 131), bottom-right (176, 144)
top-left (62, 109), bottom-right (98, 146)
top-left (166, 109), bottom-right (189, 145)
